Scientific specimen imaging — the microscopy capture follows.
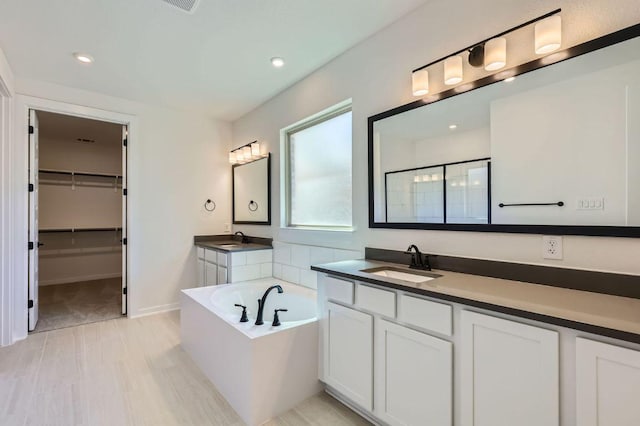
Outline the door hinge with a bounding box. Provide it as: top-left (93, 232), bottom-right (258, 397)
top-left (122, 238), bottom-right (127, 245)
top-left (28, 125), bottom-right (34, 134)
top-left (28, 241), bottom-right (34, 250)
top-left (123, 188), bottom-right (127, 196)
top-left (28, 300), bottom-right (34, 309)
top-left (123, 138), bottom-right (127, 147)
top-left (123, 287), bottom-right (127, 295)
top-left (28, 183), bottom-right (34, 192)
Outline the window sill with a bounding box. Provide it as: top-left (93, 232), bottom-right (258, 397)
top-left (281, 226), bottom-right (355, 233)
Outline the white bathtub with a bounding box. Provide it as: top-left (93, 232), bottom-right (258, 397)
top-left (180, 278), bottom-right (321, 426)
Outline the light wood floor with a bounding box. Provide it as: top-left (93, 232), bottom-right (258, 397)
top-left (0, 311), bottom-right (370, 426)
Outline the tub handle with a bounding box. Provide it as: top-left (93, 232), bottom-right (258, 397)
top-left (234, 304), bottom-right (249, 323)
top-left (272, 309), bottom-right (288, 327)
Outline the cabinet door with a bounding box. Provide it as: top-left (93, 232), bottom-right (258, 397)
top-left (205, 262), bottom-right (217, 286)
top-left (375, 320), bottom-right (452, 426)
top-left (217, 266), bottom-right (228, 285)
top-left (576, 338), bottom-right (640, 426)
top-left (324, 302), bottom-right (373, 411)
top-left (197, 258), bottom-right (205, 287)
top-left (461, 310), bottom-right (559, 426)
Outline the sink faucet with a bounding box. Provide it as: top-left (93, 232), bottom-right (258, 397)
top-left (255, 285), bottom-right (284, 325)
top-left (405, 245), bottom-right (432, 271)
top-left (234, 231), bottom-right (249, 244)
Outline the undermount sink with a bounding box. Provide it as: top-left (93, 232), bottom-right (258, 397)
top-left (361, 267), bottom-right (441, 284)
top-left (217, 244), bottom-right (242, 248)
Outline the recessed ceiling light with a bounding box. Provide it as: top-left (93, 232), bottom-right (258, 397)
top-left (73, 52), bottom-right (94, 64)
top-left (271, 57), bottom-right (285, 68)
top-left (504, 76), bottom-right (516, 82)
top-left (449, 124), bottom-right (457, 130)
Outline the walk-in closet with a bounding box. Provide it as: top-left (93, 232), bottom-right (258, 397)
top-left (29, 111), bottom-right (127, 332)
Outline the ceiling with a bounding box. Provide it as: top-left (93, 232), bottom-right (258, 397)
top-left (37, 111), bottom-right (122, 145)
top-left (0, 0), bottom-right (429, 121)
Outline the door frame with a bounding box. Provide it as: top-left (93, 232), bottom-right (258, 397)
top-left (0, 71), bottom-right (13, 347)
top-left (11, 95), bottom-right (136, 342)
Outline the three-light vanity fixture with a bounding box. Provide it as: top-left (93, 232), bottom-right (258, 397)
top-left (228, 141), bottom-right (267, 165)
top-left (412, 10), bottom-right (562, 96)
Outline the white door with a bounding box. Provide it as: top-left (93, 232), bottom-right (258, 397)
top-left (576, 338), bottom-right (640, 426)
top-left (324, 302), bottom-right (373, 411)
top-left (375, 319), bottom-right (452, 426)
top-left (460, 310), bottom-right (559, 426)
top-left (27, 110), bottom-right (39, 331)
top-left (121, 125), bottom-right (127, 314)
top-left (205, 262), bottom-right (217, 286)
top-left (197, 259), bottom-right (205, 286)
top-left (217, 266), bottom-right (227, 285)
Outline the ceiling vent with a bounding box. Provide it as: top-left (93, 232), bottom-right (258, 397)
top-left (161, 0), bottom-right (200, 13)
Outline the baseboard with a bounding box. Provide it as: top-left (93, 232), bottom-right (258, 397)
top-left (130, 302), bottom-right (180, 319)
top-left (324, 386), bottom-right (383, 426)
top-left (39, 273), bottom-right (122, 286)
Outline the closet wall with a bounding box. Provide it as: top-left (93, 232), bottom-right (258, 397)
top-left (38, 112), bottom-right (123, 285)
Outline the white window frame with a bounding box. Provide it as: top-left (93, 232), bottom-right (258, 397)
top-left (280, 99), bottom-right (353, 231)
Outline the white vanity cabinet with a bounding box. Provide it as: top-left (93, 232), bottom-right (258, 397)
top-left (576, 338), bottom-right (640, 426)
top-left (375, 319), bottom-right (452, 426)
top-left (195, 246), bottom-right (273, 287)
top-left (460, 310), bottom-right (559, 426)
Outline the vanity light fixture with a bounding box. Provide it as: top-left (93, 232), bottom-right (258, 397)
top-left (412, 69), bottom-right (429, 96)
top-left (73, 52), bottom-right (94, 64)
top-left (410, 9), bottom-right (561, 97)
top-left (229, 141), bottom-right (268, 165)
top-left (251, 142), bottom-right (261, 157)
top-left (535, 15), bottom-right (562, 54)
top-left (444, 56), bottom-right (463, 85)
top-left (242, 146), bottom-right (252, 160)
top-left (229, 152), bottom-right (237, 164)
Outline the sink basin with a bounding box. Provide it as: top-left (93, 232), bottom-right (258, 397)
top-left (217, 244), bottom-right (242, 249)
top-left (361, 267), bottom-right (441, 284)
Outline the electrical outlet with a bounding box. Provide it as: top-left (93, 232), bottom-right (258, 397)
top-left (223, 223), bottom-right (231, 233)
top-left (542, 235), bottom-right (563, 260)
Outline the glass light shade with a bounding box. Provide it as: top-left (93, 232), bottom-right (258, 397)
top-left (535, 15), bottom-right (562, 54)
top-left (444, 56), bottom-right (463, 85)
top-left (412, 69), bottom-right (429, 96)
top-left (484, 37), bottom-right (507, 71)
top-left (251, 142), bottom-right (260, 157)
top-left (236, 150), bottom-right (244, 162)
top-left (228, 152), bottom-right (237, 164)
top-left (242, 146), bottom-right (252, 160)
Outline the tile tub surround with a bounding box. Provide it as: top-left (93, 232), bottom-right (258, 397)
top-left (272, 242), bottom-right (362, 290)
top-left (311, 259), bottom-right (640, 344)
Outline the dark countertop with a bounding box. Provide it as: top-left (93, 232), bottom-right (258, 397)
top-left (194, 234), bottom-right (272, 253)
top-left (311, 259), bottom-right (640, 344)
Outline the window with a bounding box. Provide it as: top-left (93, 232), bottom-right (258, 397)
top-left (284, 104), bottom-right (352, 229)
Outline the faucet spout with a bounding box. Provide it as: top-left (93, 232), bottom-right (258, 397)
top-left (255, 285), bottom-right (284, 325)
top-left (234, 231), bottom-right (249, 244)
top-left (405, 244), bottom-right (431, 271)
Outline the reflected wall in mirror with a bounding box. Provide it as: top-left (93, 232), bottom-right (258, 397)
top-left (369, 24), bottom-right (640, 237)
top-left (233, 155), bottom-right (271, 225)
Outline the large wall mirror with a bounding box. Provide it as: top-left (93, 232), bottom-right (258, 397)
top-left (233, 155), bottom-right (271, 225)
top-left (369, 24), bottom-right (640, 237)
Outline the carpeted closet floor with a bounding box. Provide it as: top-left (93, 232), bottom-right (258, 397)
top-left (33, 277), bottom-right (122, 333)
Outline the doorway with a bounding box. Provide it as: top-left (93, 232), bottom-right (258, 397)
top-left (28, 110), bottom-right (128, 333)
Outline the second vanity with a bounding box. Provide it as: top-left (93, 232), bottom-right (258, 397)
top-left (311, 250), bottom-right (640, 426)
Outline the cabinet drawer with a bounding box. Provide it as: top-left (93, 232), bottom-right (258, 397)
top-left (357, 284), bottom-right (396, 318)
top-left (217, 252), bottom-right (228, 267)
top-left (398, 294), bottom-right (452, 336)
top-left (325, 276), bottom-right (354, 304)
top-left (197, 247), bottom-right (205, 260)
top-left (205, 248), bottom-right (218, 263)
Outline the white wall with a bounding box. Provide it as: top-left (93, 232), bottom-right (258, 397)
top-left (0, 46), bottom-right (15, 346)
top-left (232, 0), bottom-right (640, 276)
top-left (9, 78), bottom-right (232, 341)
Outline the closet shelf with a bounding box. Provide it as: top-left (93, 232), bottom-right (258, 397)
top-left (39, 169), bottom-right (122, 179)
top-left (39, 227), bottom-right (122, 234)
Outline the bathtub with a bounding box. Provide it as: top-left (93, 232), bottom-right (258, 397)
top-left (180, 278), bottom-right (321, 426)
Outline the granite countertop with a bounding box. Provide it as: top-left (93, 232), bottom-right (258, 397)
top-left (311, 259), bottom-right (640, 342)
top-left (194, 235), bottom-right (272, 253)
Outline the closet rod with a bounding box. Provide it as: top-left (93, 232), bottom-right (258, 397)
top-left (39, 227), bottom-right (122, 234)
top-left (39, 169), bottom-right (122, 179)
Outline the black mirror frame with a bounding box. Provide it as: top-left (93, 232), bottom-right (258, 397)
top-left (368, 23), bottom-right (640, 238)
top-left (232, 154), bottom-right (272, 225)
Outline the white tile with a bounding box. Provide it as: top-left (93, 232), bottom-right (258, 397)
top-left (273, 263), bottom-right (283, 279)
top-left (333, 249), bottom-right (362, 262)
top-left (309, 246), bottom-right (334, 265)
top-left (290, 245), bottom-right (310, 268)
top-left (246, 249), bottom-right (273, 265)
top-left (230, 264), bottom-right (260, 282)
top-left (260, 263), bottom-right (273, 278)
top-left (282, 265), bottom-right (300, 284)
top-left (230, 252), bottom-right (247, 266)
top-left (299, 269), bottom-right (318, 290)
top-left (274, 245), bottom-right (291, 265)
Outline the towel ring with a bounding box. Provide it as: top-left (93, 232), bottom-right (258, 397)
top-left (204, 199), bottom-right (216, 212)
top-left (248, 200), bottom-right (259, 211)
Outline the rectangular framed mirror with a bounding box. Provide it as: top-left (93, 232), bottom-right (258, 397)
top-left (233, 154), bottom-right (271, 225)
top-left (368, 23), bottom-right (640, 237)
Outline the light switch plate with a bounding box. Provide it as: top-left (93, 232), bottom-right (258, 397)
top-left (223, 223), bottom-right (231, 233)
top-left (542, 235), bottom-right (563, 260)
